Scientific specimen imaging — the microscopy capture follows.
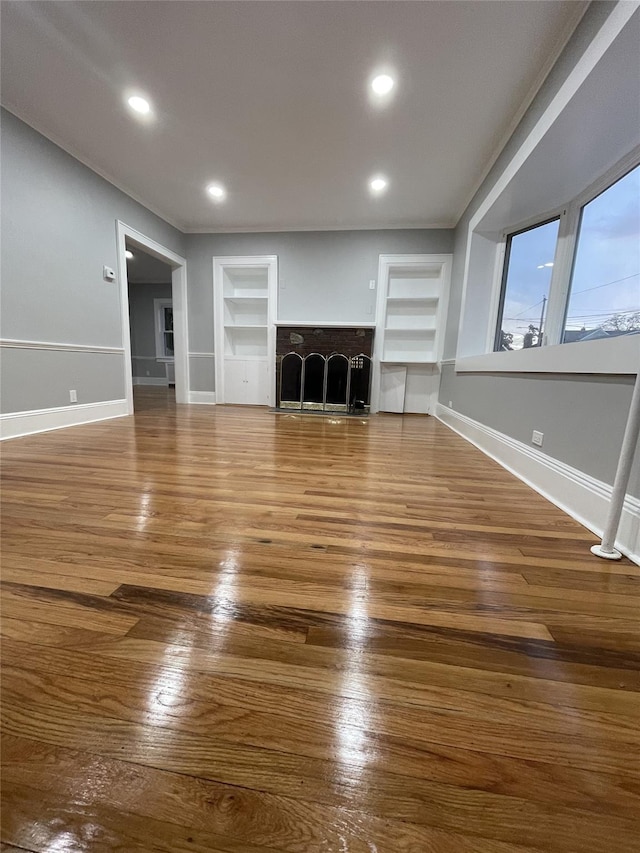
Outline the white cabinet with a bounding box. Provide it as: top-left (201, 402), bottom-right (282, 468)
top-left (372, 254), bottom-right (451, 414)
top-left (223, 359), bottom-right (270, 406)
top-left (214, 256), bottom-right (277, 406)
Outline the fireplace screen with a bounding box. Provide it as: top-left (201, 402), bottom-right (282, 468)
top-left (279, 352), bottom-right (371, 413)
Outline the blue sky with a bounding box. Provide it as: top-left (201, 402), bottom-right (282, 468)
top-left (499, 164), bottom-right (640, 347)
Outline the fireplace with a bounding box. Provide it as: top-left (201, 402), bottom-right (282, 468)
top-left (275, 325), bottom-right (373, 413)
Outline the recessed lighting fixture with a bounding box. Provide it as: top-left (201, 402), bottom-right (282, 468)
top-left (125, 250), bottom-right (134, 260)
top-left (544, 262), bottom-right (554, 267)
top-left (371, 74), bottom-right (395, 96)
top-left (127, 95), bottom-right (151, 115)
top-left (206, 182), bottom-right (227, 202)
top-left (369, 176), bottom-right (388, 194)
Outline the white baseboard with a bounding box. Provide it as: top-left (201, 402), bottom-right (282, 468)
top-left (435, 403), bottom-right (640, 566)
top-left (0, 399), bottom-right (129, 441)
top-left (133, 376), bottom-right (168, 387)
top-left (188, 391), bottom-right (216, 405)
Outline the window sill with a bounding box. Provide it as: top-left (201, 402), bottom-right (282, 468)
top-left (455, 334), bottom-right (639, 375)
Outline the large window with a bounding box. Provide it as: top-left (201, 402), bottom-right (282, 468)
top-left (563, 164), bottom-right (640, 343)
top-left (492, 158), bottom-right (640, 355)
top-left (494, 218), bottom-right (560, 351)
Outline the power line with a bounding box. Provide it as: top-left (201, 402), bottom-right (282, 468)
top-left (509, 298), bottom-right (543, 320)
top-left (571, 272), bottom-right (639, 296)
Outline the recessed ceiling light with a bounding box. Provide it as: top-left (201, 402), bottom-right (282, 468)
top-left (125, 250), bottom-right (134, 260)
top-left (544, 262), bottom-right (554, 267)
top-left (371, 74), bottom-right (394, 96)
top-left (127, 95), bottom-right (151, 115)
top-left (369, 176), bottom-right (388, 194)
top-left (206, 182), bottom-right (227, 202)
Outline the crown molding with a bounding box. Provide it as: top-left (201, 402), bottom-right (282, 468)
top-left (1, 103), bottom-right (188, 233)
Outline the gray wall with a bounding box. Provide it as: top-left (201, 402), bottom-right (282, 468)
top-left (439, 2), bottom-right (639, 495)
top-left (186, 229), bottom-right (453, 392)
top-left (128, 282), bottom-right (172, 379)
top-left (0, 109), bottom-right (184, 413)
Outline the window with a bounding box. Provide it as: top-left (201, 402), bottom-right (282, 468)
top-left (563, 164), bottom-right (640, 343)
top-left (494, 218), bottom-right (560, 351)
top-left (154, 299), bottom-right (174, 359)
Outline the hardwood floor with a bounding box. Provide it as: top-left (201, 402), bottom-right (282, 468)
top-left (1, 388), bottom-right (639, 852)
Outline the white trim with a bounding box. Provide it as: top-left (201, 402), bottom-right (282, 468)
top-left (189, 352), bottom-right (215, 358)
top-left (274, 321), bottom-right (376, 328)
top-left (132, 377), bottom-right (168, 387)
top-left (116, 222), bottom-right (190, 412)
top-left (0, 399), bottom-right (129, 441)
top-left (456, 333), bottom-right (640, 374)
top-left (0, 339), bottom-right (124, 355)
top-left (188, 391), bottom-right (216, 405)
top-left (456, 4), bottom-right (640, 364)
top-left (435, 404), bottom-right (640, 566)
top-left (184, 222), bottom-right (455, 234)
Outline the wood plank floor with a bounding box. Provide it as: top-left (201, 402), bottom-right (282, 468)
top-left (1, 387), bottom-right (639, 853)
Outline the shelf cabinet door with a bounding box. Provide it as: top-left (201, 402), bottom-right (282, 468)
top-left (379, 364), bottom-right (407, 413)
top-left (223, 359), bottom-right (270, 405)
top-left (224, 360), bottom-right (248, 404)
top-left (244, 360), bottom-right (269, 406)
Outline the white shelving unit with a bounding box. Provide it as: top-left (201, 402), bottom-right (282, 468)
top-left (214, 256), bottom-right (277, 405)
top-left (372, 254), bottom-right (451, 414)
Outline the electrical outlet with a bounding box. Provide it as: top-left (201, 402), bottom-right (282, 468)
top-left (146, 370), bottom-right (150, 376)
top-left (69, 389), bottom-right (77, 403)
top-left (369, 279), bottom-right (376, 290)
top-left (449, 401), bottom-right (453, 408)
top-left (532, 430), bottom-right (544, 447)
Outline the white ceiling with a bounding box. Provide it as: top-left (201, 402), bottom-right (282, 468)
top-left (1, 1), bottom-right (586, 233)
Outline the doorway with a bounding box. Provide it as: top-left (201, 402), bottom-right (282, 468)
top-left (126, 243), bottom-right (175, 411)
top-left (116, 222), bottom-right (189, 414)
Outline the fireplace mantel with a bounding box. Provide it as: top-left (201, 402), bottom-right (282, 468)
top-left (274, 321), bottom-right (376, 328)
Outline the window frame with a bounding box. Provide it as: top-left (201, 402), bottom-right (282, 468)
top-left (490, 149), bottom-right (640, 354)
top-left (493, 213), bottom-right (563, 352)
top-left (154, 298), bottom-right (174, 362)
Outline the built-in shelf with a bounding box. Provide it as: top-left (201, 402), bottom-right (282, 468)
top-left (373, 253), bottom-right (452, 414)
top-left (215, 256), bottom-right (277, 401)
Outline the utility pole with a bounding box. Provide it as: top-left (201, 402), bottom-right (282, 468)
top-left (538, 295), bottom-right (547, 346)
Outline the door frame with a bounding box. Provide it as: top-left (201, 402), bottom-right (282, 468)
top-left (116, 221), bottom-right (189, 412)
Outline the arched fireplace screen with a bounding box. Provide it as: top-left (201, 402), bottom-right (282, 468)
top-left (279, 353), bottom-right (303, 409)
top-left (279, 352), bottom-right (371, 413)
